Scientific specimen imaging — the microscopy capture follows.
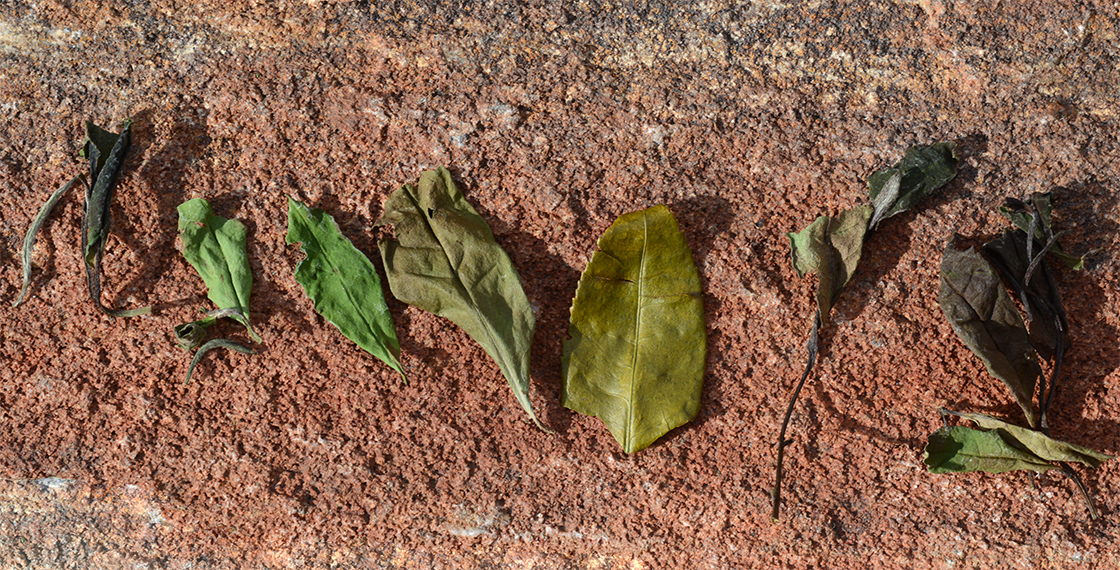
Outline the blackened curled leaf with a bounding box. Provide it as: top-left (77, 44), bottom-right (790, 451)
top-left (786, 205), bottom-right (872, 325)
top-left (561, 205), bottom-right (706, 453)
top-left (376, 167), bottom-right (543, 428)
top-left (177, 198), bottom-right (261, 342)
top-left (80, 119), bottom-right (150, 318)
top-left (185, 338), bottom-right (256, 384)
top-left (939, 243), bottom-right (1041, 427)
top-left (14, 174), bottom-right (85, 307)
top-left (868, 141), bottom-right (959, 230)
top-left (287, 197), bottom-right (404, 379)
top-left (999, 192), bottom-right (1091, 270)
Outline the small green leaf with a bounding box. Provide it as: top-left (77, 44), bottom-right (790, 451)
top-left (376, 167), bottom-right (540, 427)
top-left (948, 411), bottom-right (1113, 468)
top-left (924, 426), bottom-right (1055, 474)
top-left (999, 192), bottom-right (1091, 270)
top-left (177, 198), bottom-right (261, 342)
top-left (80, 119), bottom-right (150, 318)
top-left (14, 175), bottom-right (84, 307)
top-left (868, 141), bottom-right (958, 229)
top-left (185, 338), bottom-right (256, 384)
top-left (287, 197), bottom-right (404, 379)
top-left (939, 244), bottom-right (1041, 427)
top-left (787, 205), bottom-right (872, 325)
top-left (562, 205), bottom-right (706, 453)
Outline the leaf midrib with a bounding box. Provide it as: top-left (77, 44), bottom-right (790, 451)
top-left (625, 214), bottom-right (648, 451)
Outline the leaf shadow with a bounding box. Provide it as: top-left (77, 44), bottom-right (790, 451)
top-left (113, 106), bottom-right (210, 313)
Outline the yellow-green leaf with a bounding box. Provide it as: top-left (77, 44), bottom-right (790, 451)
top-left (562, 205), bottom-right (706, 453)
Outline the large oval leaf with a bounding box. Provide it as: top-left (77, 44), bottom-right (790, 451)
top-left (287, 197), bottom-right (404, 379)
top-left (376, 167), bottom-right (543, 429)
top-left (562, 205), bottom-right (706, 453)
top-left (939, 244), bottom-right (1040, 427)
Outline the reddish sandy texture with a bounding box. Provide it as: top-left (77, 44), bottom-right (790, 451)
top-left (1, 1), bottom-right (1119, 567)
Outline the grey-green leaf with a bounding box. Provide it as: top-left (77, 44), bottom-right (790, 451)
top-left (939, 244), bottom-right (1041, 427)
top-left (868, 141), bottom-right (958, 229)
top-left (787, 205), bottom-right (872, 325)
top-left (287, 197), bottom-right (404, 379)
top-left (177, 198), bottom-right (261, 342)
top-left (14, 174), bottom-right (84, 307)
top-left (949, 410), bottom-right (1113, 468)
top-left (376, 167), bottom-right (541, 427)
top-left (80, 119), bottom-right (150, 318)
top-left (924, 426), bottom-right (1055, 474)
top-left (185, 338), bottom-right (256, 384)
top-left (561, 205), bottom-right (706, 453)
top-left (998, 192), bottom-right (1090, 270)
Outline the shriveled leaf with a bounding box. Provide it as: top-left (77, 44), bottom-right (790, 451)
top-left (14, 175), bottom-right (84, 307)
top-left (868, 141), bottom-right (958, 229)
top-left (562, 205), bottom-right (706, 453)
top-left (287, 197), bottom-right (404, 379)
top-left (983, 230), bottom-right (1067, 361)
top-left (939, 244), bottom-right (1041, 427)
top-left (948, 410), bottom-right (1113, 468)
top-left (924, 426), bottom-right (1054, 474)
top-left (787, 205), bottom-right (872, 325)
top-left (376, 167), bottom-right (540, 427)
top-left (174, 317), bottom-right (214, 351)
top-left (80, 119), bottom-right (150, 318)
top-left (999, 192), bottom-right (1090, 270)
top-left (185, 338), bottom-right (256, 384)
top-left (177, 198), bottom-right (261, 342)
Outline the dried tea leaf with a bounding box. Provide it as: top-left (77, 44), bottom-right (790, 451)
top-left (939, 244), bottom-right (1041, 427)
top-left (287, 197), bottom-right (404, 379)
top-left (999, 192), bottom-right (1090, 270)
top-left (177, 198), bottom-right (261, 342)
top-left (80, 119), bottom-right (150, 317)
top-left (924, 426), bottom-right (1055, 474)
top-left (787, 205), bottom-right (872, 325)
top-left (562, 205), bottom-right (706, 453)
top-left (185, 338), bottom-right (256, 384)
top-left (376, 167), bottom-right (541, 427)
top-left (983, 229), bottom-right (1067, 361)
top-left (947, 410), bottom-right (1112, 468)
top-left (14, 175), bottom-right (84, 307)
top-left (868, 141), bottom-right (958, 230)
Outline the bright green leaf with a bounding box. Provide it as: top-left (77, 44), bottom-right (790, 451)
top-left (562, 205), bottom-right (706, 453)
top-left (376, 167), bottom-right (540, 426)
top-left (787, 205), bottom-right (872, 325)
top-left (287, 197), bottom-right (404, 379)
top-left (868, 141), bottom-right (958, 229)
top-left (939, 244), bottom-right (1041, 427)
top-left (924, 426), bottom-right (1055, 474)
top-left (177, 198), bottom-right (261, 342)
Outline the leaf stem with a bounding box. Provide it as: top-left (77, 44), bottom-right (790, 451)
top-left (1057, 463), bottom-right (1099, 520)
top-left (771, 313), bottom-right (821, 521)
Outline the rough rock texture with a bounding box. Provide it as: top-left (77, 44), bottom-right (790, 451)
top-left (1, 1), bottom-right (1119, 568)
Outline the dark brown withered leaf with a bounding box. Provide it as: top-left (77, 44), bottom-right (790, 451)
top-left (939, 244), bottom-right (1041, 427)
top-left (999, 192), bottom-right (1091, 270)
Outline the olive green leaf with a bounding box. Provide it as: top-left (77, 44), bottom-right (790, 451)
top-left (14, 174), bottom-right (85, 307)
top-left (924, 426), bottom-right (1056, 474)
top-left (376, 167), bottom-right (541, 427)
top-left (947, 410), bottom-right (1112, 468)
top-left (868, 141), bottom-right (958, 230)
top-left (185, 338), bottom-right (257, 384)
top-left (177, 198), bottom-right (261, 343)
top-left (999, 192), bottom-right (1091, 270)
top-left (561, 205), bottom-right (706, 453)
top-left (287, 197), bottom-right (404, 380)
top-left (939, 244), bottom-right (1041, 427)
top-left (787, 205), bottom-right (872, 325)
top-left (80, 119), bottom-right (150, 317)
